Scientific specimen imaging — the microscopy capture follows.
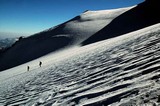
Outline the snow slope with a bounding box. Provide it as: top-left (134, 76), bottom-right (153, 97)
top-left (0, 7), bottom-right (132, 71)
top-left (1, 0), bottom-right (160, 71)
top-left (82, 0), bottom-right (160, 45)
top-left (0, 23), bottom-right (160, 106)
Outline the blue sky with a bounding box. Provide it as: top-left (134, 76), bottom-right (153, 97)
top-left (0, 0), bottom-right (144, 35)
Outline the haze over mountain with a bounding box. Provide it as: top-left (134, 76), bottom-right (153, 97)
top-left (0, 32), bottom-right (30, 48)
top-left (0, 6), bottom-right (132, 71)
top-left (0, 0), bottom-right (160, 105)
top-left (0, 15), bottom-right (160, 106)
top-left (0, 0), bottom-right (159, 72)
top-left (0, 0), bottom-right (144, 35)
top-left (0, 38), bottom-right (16, 49)
top-left (0, 32), bottom-right (26, 39)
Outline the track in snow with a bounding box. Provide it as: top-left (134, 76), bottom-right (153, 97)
top-left (0, 25), bottom-right (160, 106)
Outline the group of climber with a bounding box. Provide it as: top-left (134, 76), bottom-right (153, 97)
top-left (27, 61), bottom-right (42, 71)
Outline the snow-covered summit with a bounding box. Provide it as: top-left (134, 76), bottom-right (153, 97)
top-left (0, 6), bottom-right (132, 71)
top-left (0, 23), bottom-right (160, 106)
top-left (0, 0), bottom-right (160, 105)
top-left (0, 0), bottom-right (160, 71)
top-left (82, 0), bottom-right (160, 45)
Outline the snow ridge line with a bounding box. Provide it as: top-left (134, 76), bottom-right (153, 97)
top-left (0, 24), bottom-right (160, 105)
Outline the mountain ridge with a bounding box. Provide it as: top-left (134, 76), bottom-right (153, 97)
top-left (1, 0), bottom-right (159, 71)
top-left (82, 0), bottom-right (160, 45)
top-left (0, 7), bottom-right (131, 71)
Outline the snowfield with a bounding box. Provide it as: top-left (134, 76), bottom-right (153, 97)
top-left (0, 0), bottom-right (160, 105)
top-left (0, 6), bottom-right (133, 71)
top-left (0, 23), bottom-right (160, 106)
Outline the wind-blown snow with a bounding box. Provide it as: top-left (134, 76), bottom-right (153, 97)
top-left (0, 6), bottom-right (134, 71)
top-left (64, 7), bottom-right (134, 43)
top-left (0, 23), bottom-right (160, 106)
top-left (39, 6), bottom-right (134, 44)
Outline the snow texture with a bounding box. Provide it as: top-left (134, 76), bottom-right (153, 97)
top-left (0, 7), bottom-right (133, 71)
top-left (0, 23), bottom-right (160, 106)
top-left (0, 0), bottom-right (160, 105)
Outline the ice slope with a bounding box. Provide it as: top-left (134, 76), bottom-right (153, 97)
top-left (0, 7), bottom-right (132, 71)
top-left (82, 0), bottom-right (160, 45)
top-left (0, 23), bottom-right (160, 106)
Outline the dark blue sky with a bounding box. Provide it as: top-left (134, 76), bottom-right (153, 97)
top-left (0, 0), bottom-right (144, 35)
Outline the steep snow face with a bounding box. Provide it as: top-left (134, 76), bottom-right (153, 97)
top-left (33, 7), bottom-right (133, 44)
top-left (0, 7), bottom-right (133, 71)
top-left (0, 23), bottom-right (160, 106)
top-left (62, 7), bottom-right (133, 43)
top-left (82, 0), bottom-right (160, 45)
